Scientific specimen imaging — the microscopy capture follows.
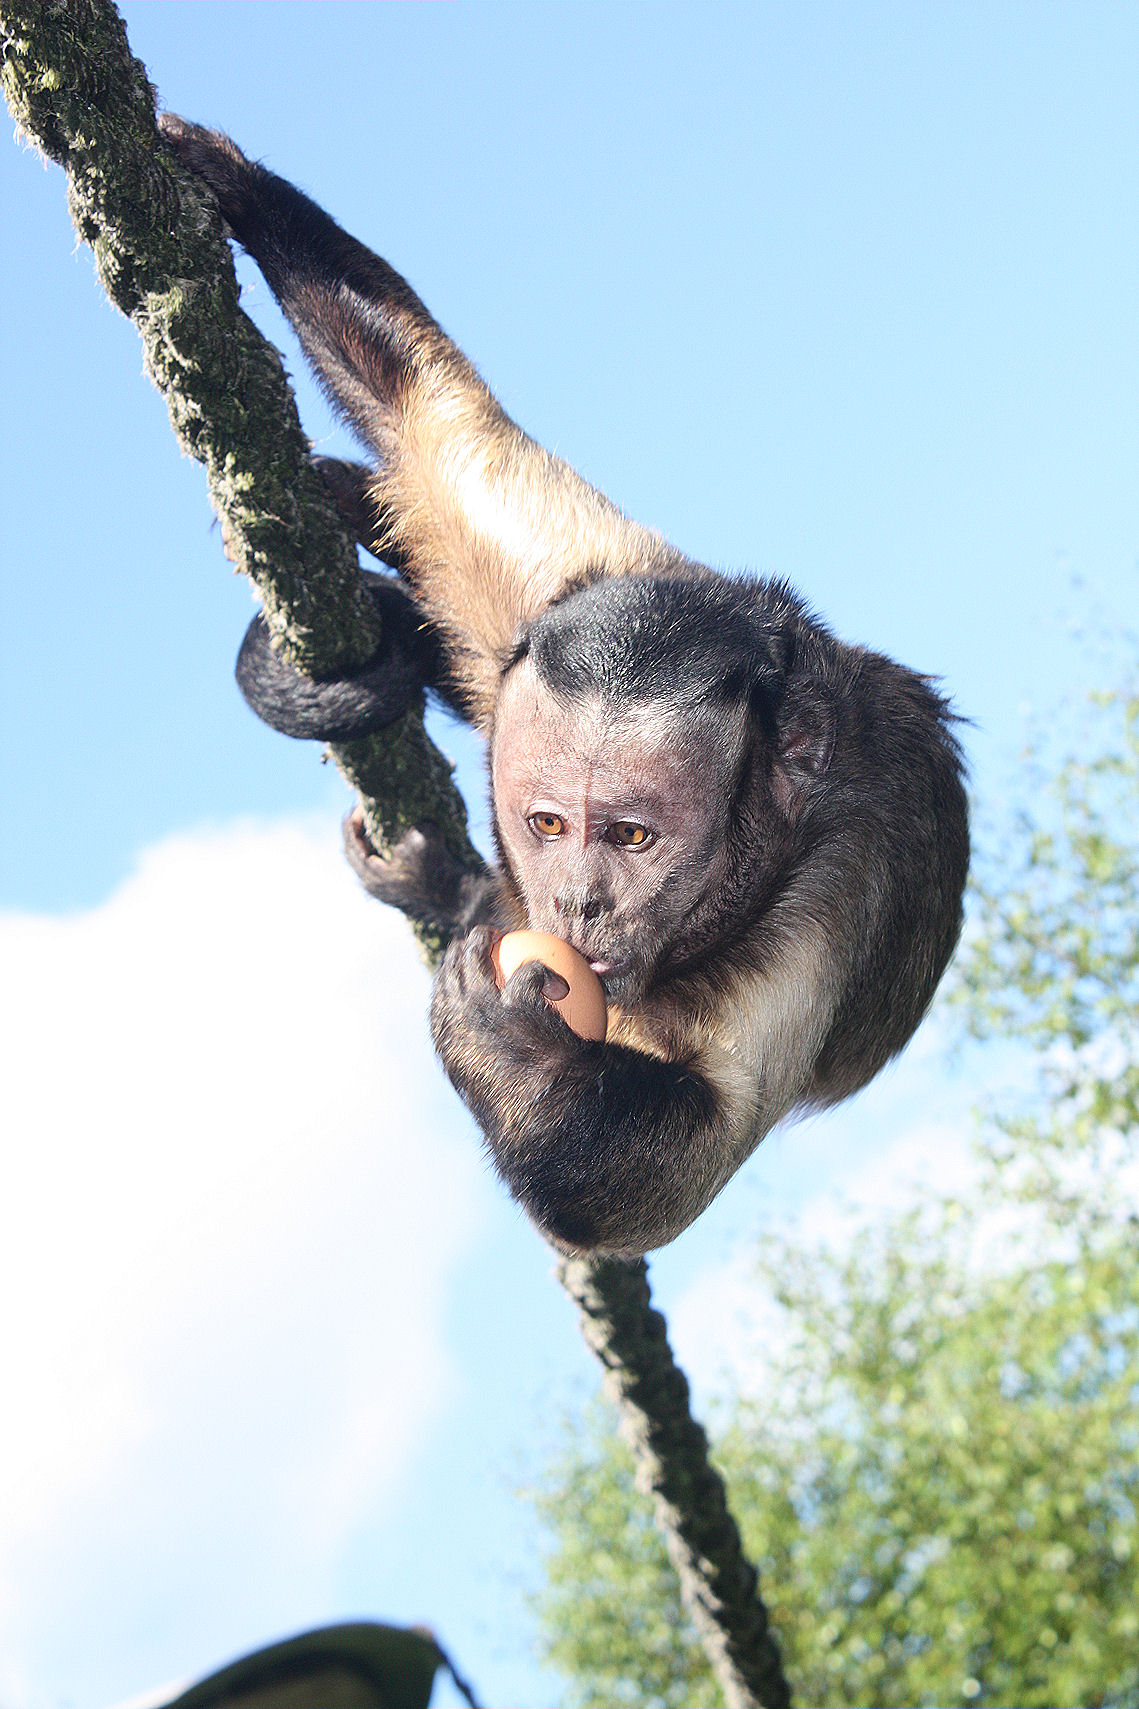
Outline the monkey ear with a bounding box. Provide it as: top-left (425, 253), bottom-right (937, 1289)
top-left (775, 676), bottom-right (836, 779)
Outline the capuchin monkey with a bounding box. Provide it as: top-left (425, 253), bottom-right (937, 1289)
top-left (161, 116), bottom-right (969, 1257)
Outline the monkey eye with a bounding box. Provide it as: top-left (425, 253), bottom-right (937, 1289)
top-left (529, 812), bottom-right (566, 839)
top-left (608, 821), bottom-right (653, 849)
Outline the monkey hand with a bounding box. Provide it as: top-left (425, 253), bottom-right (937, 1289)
top-left (430, 927), bottom-right (598, 1194)
top-left (343, 810), bottom-right (500, 932)
top-left (158, 114), bottom-right (258, 235)
top-left (430, 926), bottom-right (586, 1112)
top-left (307, 456), bottom-right (380, 552)
top-left (430, 927), bottom-right (730, 1254)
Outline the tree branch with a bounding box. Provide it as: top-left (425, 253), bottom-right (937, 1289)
top-left (1, 5), bottom-right (792, 1704)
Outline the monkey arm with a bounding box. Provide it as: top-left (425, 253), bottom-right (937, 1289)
top-left (430, 929), bottom-right (754, 1255)
top-left (159, 116), bottom-right (683, 724)
top-left (158, 114), bottom-right (449, 452)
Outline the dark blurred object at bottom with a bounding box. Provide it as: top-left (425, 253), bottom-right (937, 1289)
top-left (112, 1620), bottom-right (480, 1709)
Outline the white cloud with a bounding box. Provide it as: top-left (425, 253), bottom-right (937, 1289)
top-left (663, 1005), bottom-right (984, 1404)
top-left (669, 1114), bottom-right (979, 1401)
top-left (668, 994), bottom-right (1139, 1406)
top-left (0, 820), bottom-right (484, 1701)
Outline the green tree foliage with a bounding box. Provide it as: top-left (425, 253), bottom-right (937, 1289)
top-left (530, 690), bottom-right (1139, 1709)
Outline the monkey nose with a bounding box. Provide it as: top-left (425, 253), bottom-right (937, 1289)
top-left (553, 894), bottom-right (605, 922)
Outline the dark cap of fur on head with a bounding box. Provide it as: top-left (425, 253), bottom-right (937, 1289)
top-left (509, 572), bottom-right (815, 711)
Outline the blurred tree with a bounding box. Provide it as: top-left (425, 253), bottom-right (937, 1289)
top-left (530, 689), bottom-right (1139, 1709)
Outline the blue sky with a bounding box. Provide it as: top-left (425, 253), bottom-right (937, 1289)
top-left (3, 5), bottom-right (1138, 1706)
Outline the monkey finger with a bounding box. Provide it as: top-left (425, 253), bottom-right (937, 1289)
top-left (158, 114), bottom-right (247, 196)
top-left (313, 457), bottom-right (379, 549)
top-left (501, 959), bottom-right (570, 1015)
top-left (455, 925), bottom-right (498, 992)
top-left (343, 806), bottom-right (380, 869)
top-left (158, 118), bottom-right (250, 238)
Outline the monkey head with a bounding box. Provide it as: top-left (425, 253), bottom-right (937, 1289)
top-left (488, 573), bottom-right (835, 1008)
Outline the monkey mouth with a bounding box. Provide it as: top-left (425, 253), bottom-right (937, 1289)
top-left (552, 931), bottom-right (621, 976)
top-left (568, 944), bottom-right (627, 979)
top-left (541, 925), bottom-right (637, 992)
top-left (567, 942), bottom-right (632, 987)
top-left (580, 952), bottom-right (640, 999)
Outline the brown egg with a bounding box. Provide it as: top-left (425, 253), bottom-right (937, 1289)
top-left (491, 930), bottom-right (608, 1042)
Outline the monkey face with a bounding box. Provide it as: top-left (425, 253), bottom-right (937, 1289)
top-left (490, 662), bottom-right (735, 1006)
